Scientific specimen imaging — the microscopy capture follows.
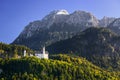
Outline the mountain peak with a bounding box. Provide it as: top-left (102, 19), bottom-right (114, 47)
top-left (99, 16), bottom-right (116, 27)
top-left (73, 10), bottom-right (93, 16)
top-left (73, 10), bottom-right (88, 13)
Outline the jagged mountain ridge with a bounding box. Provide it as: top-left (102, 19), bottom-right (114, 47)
top-left (47, 27), bottom-right (120, 70)
top-left (12, 10), bottom-right (120, 50)
top-left (12, 10), bottom-right (100, 50)
top-left (108, 18), bottom-right (120, 34)
top-left (17, 10), bottom-right (99, 38)
top-left (99, 16), bottom-right (116, 27)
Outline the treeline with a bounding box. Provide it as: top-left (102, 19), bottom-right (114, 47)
top-left (0, 54), bottom-right (120, 80)
top-left (0, 42), bottom-right (33, 58)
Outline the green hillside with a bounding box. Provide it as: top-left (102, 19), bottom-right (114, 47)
top-left (0, 42), bottom-right (33, 58)
top-left (0, 55), bottom-right (119, 80)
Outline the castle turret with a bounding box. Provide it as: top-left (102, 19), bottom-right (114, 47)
top-left (24, 50), bottom-right (26, 56)
top-left (43, 46), bottom-right (46, 54)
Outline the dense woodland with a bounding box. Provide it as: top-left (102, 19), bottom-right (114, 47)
top-left (0, 42), bottom-right (33, 58)
top-left (0, 54), bottom-right (120, 80)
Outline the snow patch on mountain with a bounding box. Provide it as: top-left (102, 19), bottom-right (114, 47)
top-left (56, 10), bottom-right (69, 15)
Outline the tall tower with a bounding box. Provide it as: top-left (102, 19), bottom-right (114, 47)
top-left (43, 46), bottom-right (46, 54)
top-left (24, 50), bottom-right (26, 56)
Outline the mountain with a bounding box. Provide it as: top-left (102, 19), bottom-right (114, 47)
top-left (108, 18), bottom-right (120, 34)
top-left (0, 55), bottom-right (119, 80)
top-left (12, 10), bottom-right (120, 50)
top-left (99, 16), bottom-right (116, 27)
top-left (47, 27), bottom-right (120, 70)
top-left (12, 10), bottom-right (99, 50)
top-left (99, 17), bottom-right (120, 35)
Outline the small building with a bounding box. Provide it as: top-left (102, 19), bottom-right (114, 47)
top-left (35, 46), bottom-right (49, 59)
top-left (23, 47), bottom-right (49, 59)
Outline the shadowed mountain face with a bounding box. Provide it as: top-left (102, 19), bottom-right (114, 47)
top-left (47, 27), bottom-right (120, 70)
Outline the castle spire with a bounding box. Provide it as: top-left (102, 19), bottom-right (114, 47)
top-left (24, 50), bottom-right (26, 56)
top-left (43, 46), bottom-right (45, 54)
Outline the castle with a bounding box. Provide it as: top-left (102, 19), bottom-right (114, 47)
top-left (24, 46), bottom-right (49, 59)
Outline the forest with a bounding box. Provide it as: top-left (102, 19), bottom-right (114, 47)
top-left (0, 54), bottom-right (120, 80)
top-left (0, 42), bottom-right (33, 58)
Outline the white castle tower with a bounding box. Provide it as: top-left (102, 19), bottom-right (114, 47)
top-left (43, 46), bottom-right (46, 54)
top-left (35, 46), bottom-right (49, 59)
top-left (24, 50), bottom-right (26, 56)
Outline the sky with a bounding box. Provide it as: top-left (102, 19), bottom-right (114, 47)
top-left (0, 0), bottom-right (120, 44)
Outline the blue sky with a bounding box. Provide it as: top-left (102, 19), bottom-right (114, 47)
top-left (0, 0), bottom-right (120, 44)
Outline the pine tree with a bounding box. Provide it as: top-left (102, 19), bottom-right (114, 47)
top-left (14, 48), bottom-right (18, 58)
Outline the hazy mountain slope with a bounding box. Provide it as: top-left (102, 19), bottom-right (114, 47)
top-left (47, 27), bottom-right (120, 70)
top-left (99, 16), bottom-right (116, 27)
top-left (108, 18), bottom-right (120, 34)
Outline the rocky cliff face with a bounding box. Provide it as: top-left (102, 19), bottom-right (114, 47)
top-left (108, 18), bottom-right (120, 34)
top-left (66, 10), bottom-right (99, 27)
top-left (99, 16), bottom-right (116, 27)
